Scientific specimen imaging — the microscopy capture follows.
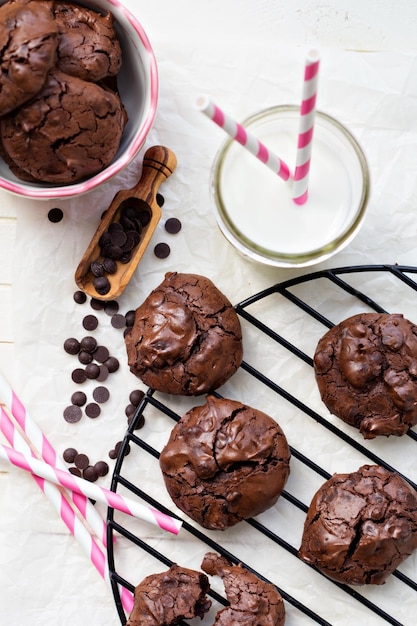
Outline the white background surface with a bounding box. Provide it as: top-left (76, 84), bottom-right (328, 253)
top-left (1, 1), bottom-right (417, 625)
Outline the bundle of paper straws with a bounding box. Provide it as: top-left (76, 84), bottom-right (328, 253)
top-left (0, 371), bottom-right (182, 615)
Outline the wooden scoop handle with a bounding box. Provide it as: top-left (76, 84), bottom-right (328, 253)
top-left (74, 145), bottom-right (177, 300)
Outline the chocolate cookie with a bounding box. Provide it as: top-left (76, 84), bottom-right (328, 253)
top-left (201, 552), bottom-right (286, 626)
top-left (126, 563), bottom-right (211, 626)
top-left (0, 0), bottom-right (58, 115)
top-left (125, 272), bottom-right (243, 395)
top-left (53, 2), bottom-right (122, 82)
top-left (1, 69), bottom-right (126, 183)
top-left (313, 312), bottom-right (417, 438)
top-left (299, 464), bottom-right (417, 585)
top-left (159, 395), bottom-right (291, 530)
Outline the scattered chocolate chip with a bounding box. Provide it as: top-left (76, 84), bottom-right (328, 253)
top-left (154, 242), bottom-right (170, 258)
top-left (128, 412), bottom-right (145, 430)
top-left (78, 350), bottom-right (93, 365)
top-left (69, 466), bottom-right (82, 477)
top-left (85, 402), bottom-right (101, 418)
top-left (115, 440), bottom-right (130, 456)
top-left (93, 345), bottom-right (110, 363)
top-left (74, 453), bottom-right (90, 470)
top-left (85, 363), bottom-right (100, 379)
top-left (82, 315), bottom-right (99, 331)
top-left (63, 447), bottom-right (78, 463)
top-left (94, 460), bottom-right (109, 477)
top-left (129, 389), bottom-right (144, 406)
top-left (71, 368), bottom-right (87, 384)
top-left (104, 300), bottom-right (119, 316)
top-left (93, 275), bottom-right (111, 295)
top-left (63, 405), bottom-right (83, 423)
top-left (165, 217), bottom-right (182, 234)
top-left (93, 386), bottom-right (110, 404)
top-left (73, 290), bottom-right (87, 304)
top-left (90, 261), bottom-right (104, 277)
top-left (83, 465), bottom-right (99, 482)
top-left (104, 356), bottom-right (119, 373)
top-left (108, 448), bottom-right (117, 459)
top-left (156, 193), bottom-right (165, 207)
top-left (97, 365), bottom-right (109, 382)
top-left (64, 337), bottom-right (80, 355)
top-left (125, 310), bottom-right (136, 327)
top-left (90, 297), bottom-right (104, 310)
top-left (111, 313), bottom-right (126, 329)
top-left (48, 207), bottom-right (64, 223)
top-left (80, 336), bottom-right (97, 353)
top-left (125, 403), bottom-right (136, 418)
top-left (71, 391), bottom-right (87, 406)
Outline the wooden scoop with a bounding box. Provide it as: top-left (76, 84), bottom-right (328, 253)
top-left (75, 145), bottom-right (177, 301)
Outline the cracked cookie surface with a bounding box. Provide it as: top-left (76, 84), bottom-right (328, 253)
top-left (314, 312), bottom-right (417, 438)
top-left (0, 69), bottom-right (126, 183)
top-left (298, 464), bottom-right (417, 585)
top-left (159, 395), bottom-right (291, 530)
top-left (126, 563), bottom-right (211, 626)
top-left (0, 0), bottom-right (58, 115)
top-left (202, 552), bottom-right (286, 625)
top-left (125, 272), bottom-right (243, 395)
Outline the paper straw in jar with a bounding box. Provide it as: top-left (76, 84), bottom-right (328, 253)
top-left (0, 405), bottom-right (133, 613)
top-left (292, 50), bottom-right (320, 205)
top-left (0, 372), bottom-right (108, 548)
top-left (197, 95), bottom-right (292, 182)
top-left (0, 442), bottom-right (182, 535)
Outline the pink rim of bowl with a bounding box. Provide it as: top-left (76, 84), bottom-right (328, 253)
top-left (0, 0), bottom-right (158, 199)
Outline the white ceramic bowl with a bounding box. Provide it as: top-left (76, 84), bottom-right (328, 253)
top-left (0, 0), bottom-right (158, 199)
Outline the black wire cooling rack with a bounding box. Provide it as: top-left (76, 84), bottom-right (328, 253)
top-left (107, 264), bottom-right (417, 626)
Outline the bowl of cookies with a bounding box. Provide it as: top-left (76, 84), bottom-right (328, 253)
top-left (0, 0), bottom-right (158, 199)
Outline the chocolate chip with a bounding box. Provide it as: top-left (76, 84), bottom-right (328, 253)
top-left (129, 389), bottom-right (144, 406)
top-left (93, 345), bottom-right (110, 363)
top-left (165, 217), bottom-right (182, 234)
top-left (63, 405), bottom-right (82, 423)
top-left (78, 350), bottom-right (93, 365)
top-left (104, 356), bottom-right (119, 373)
top-left (138, 209), bottom-right (151, 227)
top-left (111, 229), bottom-right (127, 247)
top-left (108, 448), bottom-right (117, 459)
top-left (63, 447), bottom-right (78, 463)
top-left (125, 403), bottom-right (136, 418)
top-left (69, 466), bottom-right (82, 477)
top-left (99, 231), bottom-right (111, 248)
top-left (93, 275), bottom-right (111, 295)
top-left (154, 242), bottom-right (170, 258)
top-left (80, 336), bottom-right (97, 353)
top-left (92, 386), bottom-right (110, 404)
top-left (73, 290), bottom-right (87, 304)
top-left (115, 441), bottom-right (130, 456)
top-left (111, 313), bottom-right (126, 329)
top-left (97, 365), bottom-right (109, 382)
top-left (71, 368), bottom-right (87, 384)
top-left (128, 413), bottom-right (145, 430)
top-left (102, 258), bottom-right (117, 274)
top-left (125, 310), bottom-right (136, 327)
top-left (85, 363), bottom-right (100, 379)
top-left (94, 461), bottom-right (109, 477)
top-left (156, 193), bottom-right (165, 207)
top-left (119, 251), bottom-right (132, 264)
top-left (104, 300), bottom-right (119, 316)
top-left (85, 402), bottom-right (101, 418)
top-left (64, 337), bottom-right (80, 355)
top-left (82, 315), bottom-right (98, 331)
top-left (90, 297), bottom-right (104, 310)
top-left (83, 465), bottom-right (99, 482)
top-left (90, 261), bottom-right (104, 277)
top-left (48, 208), bottom-right (64, 223)
top-left (74, 453), bottom-right (89, 470)
top-left (71, 391), bottom-right (87, 406)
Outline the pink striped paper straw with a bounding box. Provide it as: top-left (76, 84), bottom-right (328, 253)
top-left (197, 95), bottom-right (291, 182)
top-left (0, 441), bottom-right (182, 535)
top-left (0, 372), bottom-right (108, 548)
top-left (292, 50), bottom-right (320, 205)
top-left (0, 405), bottom-right (133, 614)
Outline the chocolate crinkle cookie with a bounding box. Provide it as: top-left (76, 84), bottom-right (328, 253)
top-left (299, 464), bottom-right (417, 585)
top-left (159, 395), bottom-right (291, 530)
top-left (0, 0), bottom-right (58, 115)
top-left (314, 312), bottom-right (417, 438)
top-left (126, 563), bottom-right (211, 626)
top-left (0, 69), bottom-right (126, 184)
top-left (53, 2), bottom-right (122, 82)
top-left (125, 272), bottom-right (243, 395)
top-left (201, 552), bottom-right (286, 626)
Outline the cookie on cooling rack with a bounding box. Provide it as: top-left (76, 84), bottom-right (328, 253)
top-left (313, 312), bottom-right (417, 438)
top-left (159, 395), bottom-right (291, 530)
top-left (201, 552), bottom-right (286, 625)
top-left (298, 464), bottom-right (417, 585)
top-left (126, 563), bottom-right (211, 626)
top-left (125, 272), bottom-right (243, 395)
